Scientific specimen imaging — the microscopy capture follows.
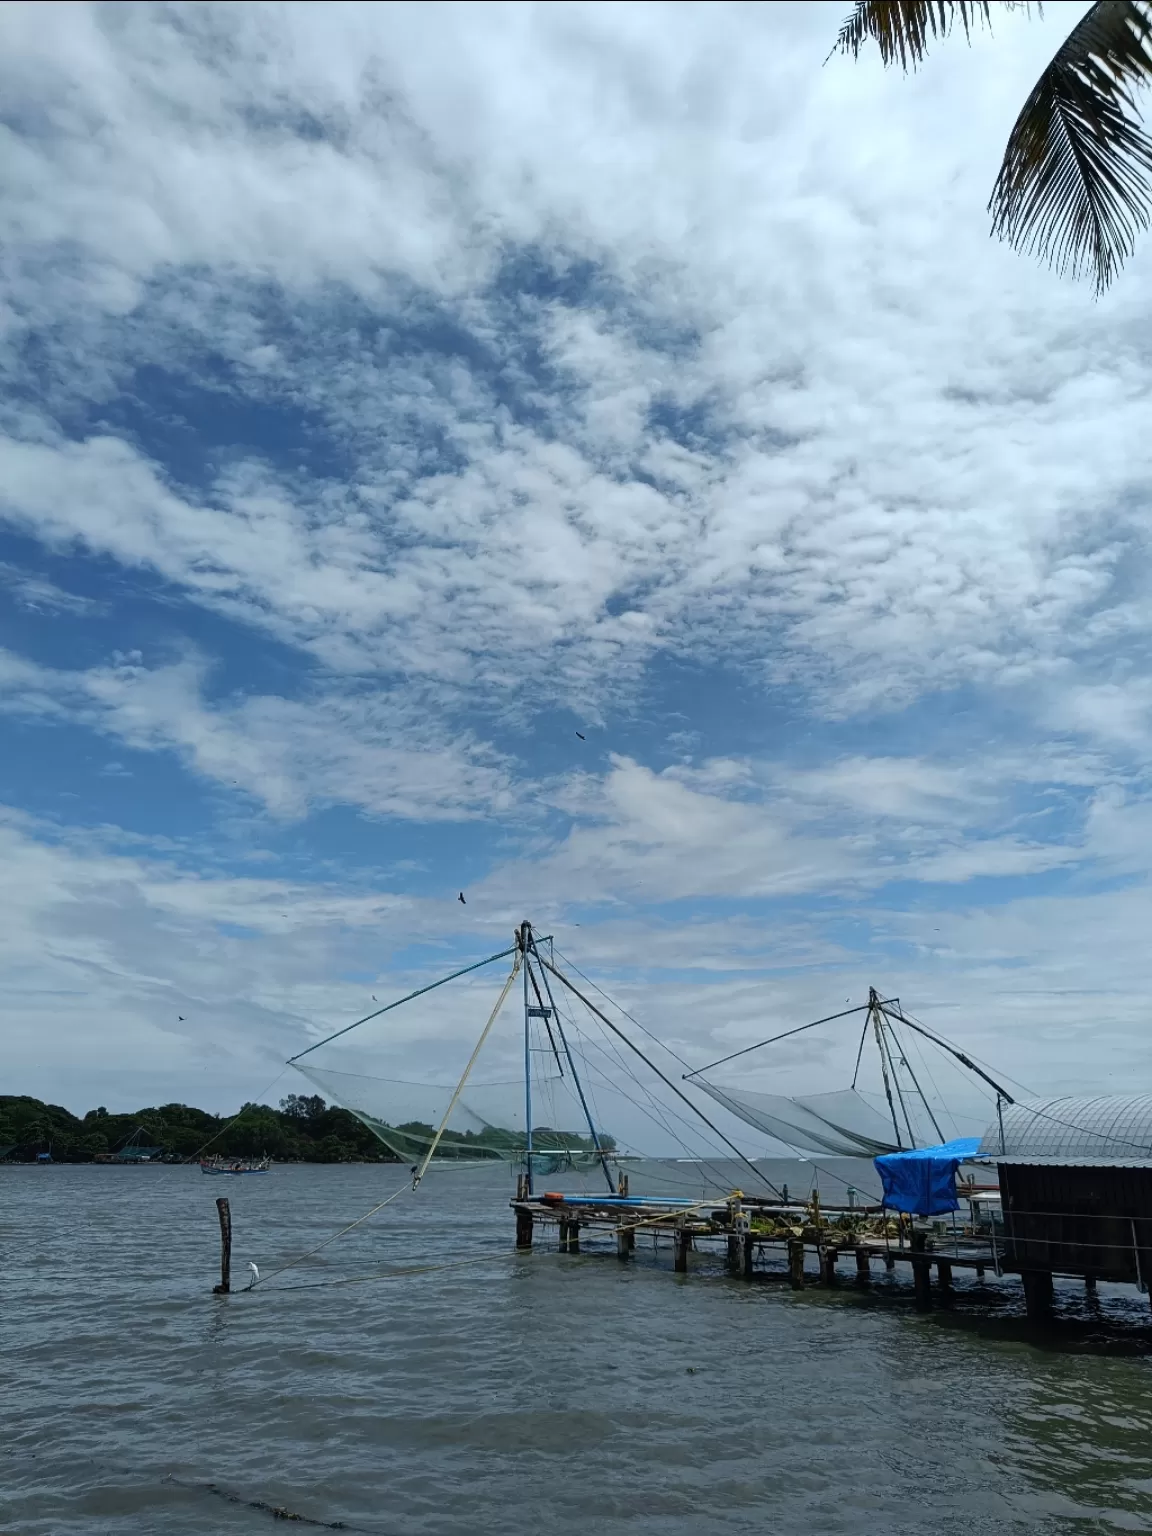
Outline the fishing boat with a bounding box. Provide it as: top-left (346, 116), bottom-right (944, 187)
top-left (199, 1155), bottom-right (271, 1175)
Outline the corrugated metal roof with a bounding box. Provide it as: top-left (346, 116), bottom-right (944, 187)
top-left (978, 1094), bottom-right (1152, 1160)
top-left (993, 1156), bottom-right (1152, 1169)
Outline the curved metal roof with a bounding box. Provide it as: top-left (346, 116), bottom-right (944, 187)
top-left (978, 1094), bottom-right (1152, 1160)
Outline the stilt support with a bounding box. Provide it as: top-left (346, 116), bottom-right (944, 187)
top-left (515, 1207), bottom-right (533, 1250)
top-left (1022, 1269), bottom-right (1054, 1320)
top-left (726, 1234), bottom-right (741, 1270)
top-left (1085, 1274), bottom-right (1097, 1295)
top-left (911, 1255), bottom-right (933, 1311)
top-left (855, 1248), bottom-right (871, 1284)
top-left (742, 1234), bottom-right (755, 1279)
top-left (616, 1225), bottom-right (634, 1261)
top-left (788, 1238), bottom-right (805, 1290)
top-left (820, 1247), bottom-right (839, 1286)
top-left (936, 1259), bottom-right (953, 1300)
top-left (674, 1228), bottom-right (692, 1273)
top-left (884, 1253), bottom-right (896, 1272)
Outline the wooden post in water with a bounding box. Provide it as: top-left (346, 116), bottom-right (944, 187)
top-left (726, 1234), bottom-right (741, 1269)
top-left (820, 1247), bottom-right (839, 1286)
top-left (616, 1223), bottom-right (634, 1261)
top-left (558, 1218), bottom-right (570, 1253)
top-left (567, 1221), bottom-right (580, 1254)
top-left (617, 1172), bottom-right (630, 1197)
top-left (674, 1227), bottom-right (692, 1273)
top-left (1022, 1269), bottom-right (1053, 1320)
top-left (788, 1238), bottom-right (805, 1290)
top-left (936, 1259), bottom-right (953, 1298)
top-left (515, 1206), bottom-right (534, 1250)
top-left (884, 1253), bottom-right (896, 1272)
top-left (213, 1197), bottom-right (232, 1294)
top-left (742, 1233), bottom-right (755, 1279)
top-left (855, 1248), bottom-right (871, 1284)
top-left (910, 1229), bottom-right (932, 1310)
top-left (1085, 1274), bottom-right (1097, 1295)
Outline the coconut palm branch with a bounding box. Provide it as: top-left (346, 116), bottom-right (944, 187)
top-left (835, 1), bottom-right (1152, 292)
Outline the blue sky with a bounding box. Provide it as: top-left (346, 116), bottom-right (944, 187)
top-left (4, 0), bottom-right (1152, 1124)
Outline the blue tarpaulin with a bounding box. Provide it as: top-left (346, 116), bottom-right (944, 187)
top-left (873, 1136), bottom-right (982, 1216)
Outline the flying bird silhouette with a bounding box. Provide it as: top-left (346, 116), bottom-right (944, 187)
top-left (575, 731), bottom-right (585, 740)
top-left (178, 1016), bottom-right (185, 1021)
top-left (458, 892), bottom-right (466, 904)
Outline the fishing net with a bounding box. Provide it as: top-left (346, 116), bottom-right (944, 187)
top-left (692, 1082), bottom-right (902, 1156)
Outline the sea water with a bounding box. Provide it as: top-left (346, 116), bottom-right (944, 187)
top-left (7, 1160), bottom-right (1152, 1534)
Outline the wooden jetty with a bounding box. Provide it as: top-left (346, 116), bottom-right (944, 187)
top-left (511, 1176), bottom-right (999, 1312)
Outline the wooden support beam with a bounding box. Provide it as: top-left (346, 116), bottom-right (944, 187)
top-left (911, 1254), bottom-right (932, 1311)
top-left (213, 1197), bottom-right (231, 1295)
top-left (742, 1234), bottom-right (755, 1279)
top-left (884, 1253), bottom-right (896, 1271)
top-left (1022, 1269), bottom-right (1053, 1320)
top-left (855, 1247), bottom-right (871, 1284)
top-left (820, 1247), bottom-right (839, 1286)
top-left (1085, 1274), bottom-right (1097, 1295)
top-left (936, 1259), bottom-right (953, 1298)
top-left (674, 1228), bottom-right (692, 1273)
top-left (788, 1238), bottom-right (804, 1290)
top-left (726, 1234), bottom-right (741, 1270)
top-left (515, 1206), bottom-right (534, 1250)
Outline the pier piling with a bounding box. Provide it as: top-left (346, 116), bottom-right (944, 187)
top-left (820, 1247), bottom-right (839, 1286)
top-left (213, 1197), bottom-right (231, 1295)
top-left (616, 1225), bottom-right (634, 1261)
top-left (855, 1248), bottom-right (871, 1284)
top-left (743, 1234), bottom-right (755, 1279)
top-left (674, 1229), bottom-right (692, 1273)
top-left (1022, 1269), bottom-right (1054, 1320)
top-left (516, 1206), bottom-right (534, 1250)
top-left (936, 1259), bottom-right (953, 1298)
top-left (726, 1234), bottom-right (741, 1270)
top-left (788, 1239), bottom-right (804, 1290)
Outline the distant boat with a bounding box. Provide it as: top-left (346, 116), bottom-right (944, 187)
top-left (199, 1155), bottom-right (271, 1176)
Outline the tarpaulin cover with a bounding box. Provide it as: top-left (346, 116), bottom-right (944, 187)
top-left (873, 1136), bottom-right (982, 1215)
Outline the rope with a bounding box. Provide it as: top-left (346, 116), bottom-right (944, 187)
top-left (182, 1067), bottom-right (291, 1164)
top-left (413, 955), bottom-right (521, 1188)
top-left (251, 1179), bottom-right (412, 1289)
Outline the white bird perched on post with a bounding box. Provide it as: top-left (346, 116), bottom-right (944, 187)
top-left (246, 1261), bottom-right (259, 1290)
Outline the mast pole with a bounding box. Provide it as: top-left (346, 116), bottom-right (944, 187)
top-left (528, 933), bottom-right (616, 1194)
top-left (521, 921), bottom-right (534, 1197)
top-left (870, 988), bottom-right (905, 1150)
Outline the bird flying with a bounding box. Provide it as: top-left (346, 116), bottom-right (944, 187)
top-left (458, 891), bottom-right (466, 904)
top-left (575, 731), bottom-right (585, 740)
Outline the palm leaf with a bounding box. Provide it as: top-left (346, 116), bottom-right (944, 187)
top-left (833, 2), bottom-right (1029, 71)
top-left (991, 0), bottom-right (1152, 291)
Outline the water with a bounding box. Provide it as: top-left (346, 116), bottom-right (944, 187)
top-left (8, 1161), bottom-right (1152, 1534)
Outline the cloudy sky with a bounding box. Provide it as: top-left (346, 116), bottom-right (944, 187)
top-left (4, 0), bottom-right (1151, 1131)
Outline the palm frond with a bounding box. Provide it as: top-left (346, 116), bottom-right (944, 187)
top-left (991, 0), bottom-right (1152, 291)
top-left (833, 2), bottom-right (1030, 71)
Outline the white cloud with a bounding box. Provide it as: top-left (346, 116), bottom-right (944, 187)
top-left (9, 0), bottom-right (1152, 1115)
top-left (0, 647), bottom-right (514, 821)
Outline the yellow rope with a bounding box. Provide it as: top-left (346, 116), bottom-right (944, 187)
top-left (413, 955), bottom-right (521, 1188)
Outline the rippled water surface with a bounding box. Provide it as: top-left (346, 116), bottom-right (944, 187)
top-left (9, 1161), bottom-right (1152, 1534)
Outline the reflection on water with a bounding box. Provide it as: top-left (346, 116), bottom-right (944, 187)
top-left (6, 1160), bottom-right (1152, 1534)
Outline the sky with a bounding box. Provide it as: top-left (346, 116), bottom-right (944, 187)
top-left (4, 0), bottom-right (1152, 1138)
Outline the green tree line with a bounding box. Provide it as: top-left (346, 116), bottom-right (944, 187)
top-left (0, 1092), bottom-right (397, 1163)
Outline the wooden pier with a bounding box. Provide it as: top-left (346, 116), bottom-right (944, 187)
top-left (511, 1184), bottom-right (1004, 1312)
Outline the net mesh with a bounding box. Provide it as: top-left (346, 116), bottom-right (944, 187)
top-left (692, 1082), bottom-right (902, 1156)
